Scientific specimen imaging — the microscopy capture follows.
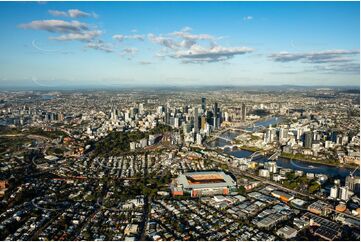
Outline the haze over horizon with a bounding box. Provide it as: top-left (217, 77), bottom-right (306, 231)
top-left (0, 1), bottom-right (360, 88)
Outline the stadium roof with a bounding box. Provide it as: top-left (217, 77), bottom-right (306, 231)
top-left (176, 171), bottom-right (236, 189)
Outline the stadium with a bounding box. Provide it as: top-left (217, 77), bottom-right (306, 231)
top-left (171, 171), bottom-right (237, 197)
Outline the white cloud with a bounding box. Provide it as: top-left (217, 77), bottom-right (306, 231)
top-left (122, 47), bottom-right (138, 55)
top-left (269, 49), bottom-right (360, 74)
top-left (243, 16), bottom-right (253, 21)
top-left (19, 20), bottom-right (88, 33)
top-left (171, 30), bottom-right (214, 41)
top-left (86, 40), bottom-right (113, 53)
top-left (68, 9), bottom-right (91, 18)
top-left (269, 49), bottom-right (359, 63)
top-left (314, 63), bottom-right (360, 74)
top-left (48, 10), bottom-right (67, 17)
top-left (113, 34), bottom-right (145, 42)
top-left (148, 33), bottom-right (179, 49)
top-left (48, 9), bottom-right (96, 18)
top-left (173, 44), bottom-right (254, 63)
top-left (148, 27), bottom-right (253, 63)
top-left (50, 30), bottom-right (102, 42)
top-left (139, 61), bottom-right (152, 65)
top-left (20, 18), bottom-right (115, 54)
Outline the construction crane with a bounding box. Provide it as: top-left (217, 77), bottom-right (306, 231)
top-left (350, 166), bottom-right (359, 177)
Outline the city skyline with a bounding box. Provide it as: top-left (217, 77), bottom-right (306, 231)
top-left (0, 87), bottom-right (359, 241)
top-left (0, 1), bottom-right (360, 88)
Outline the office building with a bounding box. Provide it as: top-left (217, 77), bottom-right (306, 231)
top-left (330, 186), bottom-right (338, 199)
top-left (339, 186), bottom-right (350, 201)
top-left (266, 161), bottom-right (277, 173)
top-left (201, 115), bottom-right (207, 131)
top-left (196, 133), bottom-right (202, 145)
top-left (241, 103), bottom-right (246, 122)
top-left (138, 103), bottom-right (144, 115)
top-left (259, 169), bottom-right (270, 178)
top-left (201, 97), bottom-right (206, 112)
top-left (213, 102), bottom-right (219, 129)
top-left (193, 107), bottom-right (199, 133)
top-left (279, 128), bottom-right (289, 142)
top-left (346, 175), bottom-right (360, 192)
top-left (304, 131), bottom-right (313, 148)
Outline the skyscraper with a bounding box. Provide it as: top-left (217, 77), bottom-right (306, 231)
top-left (194, 107), bottom-right (199, 133)
top-left (330, 186), bottom-right (338, 199)
top-left (213, 116), bottom-right (217, 130)
top-left (139, 103), bottom-right (144, 115)
top-left (346, 175), bottom-right (360, 192)
top-left (241, 103), bottom-right (246, 122)
top-left (157, 106), bottom-right (163, 115)
top-left (174, 117), bottom-right (179, 128)
top-left (266, 161), bottom-right (277, 173)
top-left (213, 102), bottom-right (219, 129)
top-left (214, 102), bottom-right (218, 115)
top-left (201, 97), bottom-right (206, 112)
top-left (339, 186), bottom-right (349, 201)
top-left (201, 115), bottom-right (207, 130)
top-left (279, 128), bottom-right (289, 142)
top-left (165, 106), bottom-right (171, 125)
top-left (304, 131), bottom-right (313, 148)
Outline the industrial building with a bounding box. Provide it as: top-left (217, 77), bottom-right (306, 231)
top-left (302, 212), bottom-right (341, 241)
top-left (171, 171), bottom-right (236, 197)
top-left (276, 226), bottom-right (298, 239)
top-left (270, 190), bottom-right (294, 202)
top-left (307, 200), bottom-right (333, 216)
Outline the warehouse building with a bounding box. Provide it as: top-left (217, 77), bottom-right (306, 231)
top-left (307, 200), bottom-right (332, 216)
top-left (276, 226), bottom-right (298, 239)
top-left (270, 190), bottom-right (294, 202)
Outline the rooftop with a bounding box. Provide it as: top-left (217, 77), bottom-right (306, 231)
top-left (176, 171), bottom-right (236, 189)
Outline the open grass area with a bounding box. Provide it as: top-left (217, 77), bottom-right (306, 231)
top-left (0, 126), bottom-right (67, 139)
top-left (0, 136), bottom-right (32, 155)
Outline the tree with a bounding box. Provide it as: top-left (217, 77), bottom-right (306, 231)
top-left (308, 181), bottom-right (320, 194)
top-left (238, 186), bottom-right (246, 195)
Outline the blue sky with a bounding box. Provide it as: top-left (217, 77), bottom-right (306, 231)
top-left (0, 1), bottom-right (359, 87)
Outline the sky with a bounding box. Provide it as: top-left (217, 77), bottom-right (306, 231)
top-left (0, 1), bottom-right (359, 88)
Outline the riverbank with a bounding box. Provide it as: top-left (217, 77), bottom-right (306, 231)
top-left (239, 146), bottom-right (261, 152)
top-left (280, 152), bottom-right (359, 170)
top-left (235, 146), bottom-right (359, 170)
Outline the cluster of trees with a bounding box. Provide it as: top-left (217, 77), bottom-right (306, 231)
top-left (93, 130), bottom-right (144, 156)
top-left (149, 123), bottom-right (172, 134)
top-left (26, 128), bottom-right (67, 139)
top-left (0, 136), bottom-right (31, 154)
top-left (281, 172), bottom-right (320, 194)
top-left (0, 126), bottom-right (67, 139)
top-left (308, 180), bottom-right (321, 194)
top-left (281, 152), bottom-right (338, 166)
top-left (93, 123), bottom-right (172, 156)
top-left (282, 172), bottom-right (308, 190)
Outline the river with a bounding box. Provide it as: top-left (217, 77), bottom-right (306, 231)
top-left (208, 116), bottom-right (360, 180)
top-left (207, 116), bottom-right (282, 147)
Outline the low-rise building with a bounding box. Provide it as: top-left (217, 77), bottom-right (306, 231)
top-left (307, 200), bottom-right (332, 216)
top-left (276, 226), bottom-right (298, 239)
top-left (270, 190), bottom-right (294, 202)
